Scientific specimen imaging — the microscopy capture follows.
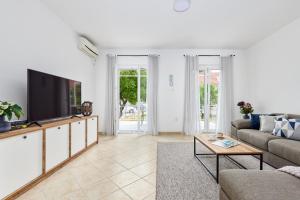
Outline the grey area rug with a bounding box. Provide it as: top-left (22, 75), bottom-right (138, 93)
top-left (156, 142), bottom-right (274, 200)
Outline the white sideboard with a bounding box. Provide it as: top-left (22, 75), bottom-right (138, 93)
top-left (71, 120), bottom-right (86, 156)
top-left (0, 115), bottom-right (98, 200)
top-left (45, 124), bottom-right (69, 172)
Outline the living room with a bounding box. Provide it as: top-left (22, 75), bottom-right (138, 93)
top-left (1, 0), bottom-right (300, 200)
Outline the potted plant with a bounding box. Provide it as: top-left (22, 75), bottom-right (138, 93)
top-left (237, 101), bottom-right (254, 119)
top-left (0, 101), bottom-right (24, 133)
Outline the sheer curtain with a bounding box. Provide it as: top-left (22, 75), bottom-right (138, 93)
top-left (105, 54), bottom-right (117, 136)
top-left (147, 55), bottom-right (159, 135)
top-left (216, 56), bottom-right (233, 134)
top-left (183, 55), bottom-right (201, 135)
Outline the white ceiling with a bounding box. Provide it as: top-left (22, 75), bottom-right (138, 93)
top-left (42, 0), bottom-right (300, 49)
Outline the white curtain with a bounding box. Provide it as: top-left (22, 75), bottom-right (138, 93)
top-left (105, 54), bottom-right (117, 136)
top-left (216, 56), bottom-right (233, 134)
top-left (183, 55), bottom-right (201, 135)
top-left (147, 55), bottom-right (159, 135)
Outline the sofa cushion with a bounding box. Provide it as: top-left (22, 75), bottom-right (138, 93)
top-left (219, 169), bottom-right (300, 200)
top-left (273, 118), bottom-right (300, 140)
top-left (259, 115), bottom-right (286, 132)
top-left (237, 129), bottom-right (278, 150)
top-left (273, 118), bottom-right (287, 137)
top-left (268, 139), bottom-right (300, 165)
top-left (287, 114), bottom-right (300, 119)
top-left (259, 115), bottom-right (276, 132)
top-left (250, 114), bottom-right (260, 129)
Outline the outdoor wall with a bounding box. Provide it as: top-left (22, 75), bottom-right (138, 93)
top-left (94, 49), bottom-right (246, 133)
top-left (0, 0), bottom-right (96, 121)
top-left (244, 18), bottom-right (300, 114)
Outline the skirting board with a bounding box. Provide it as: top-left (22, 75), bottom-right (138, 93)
top-left (158, 132), bottom-right (183, 135)
top-left (98, 132), bottom-right (184, 135)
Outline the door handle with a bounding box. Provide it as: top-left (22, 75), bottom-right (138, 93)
top-left (23, 136), bottom-right (27, 139)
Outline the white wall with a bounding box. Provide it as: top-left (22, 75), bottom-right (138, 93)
top-left (95, 49), bottom-right (246, 132)
top-left (232, 50), bottom-right (248, 118)
top-left (245, 18), bottom-right (300, 114)
top-left (0, 0), bottom-right (96, 120)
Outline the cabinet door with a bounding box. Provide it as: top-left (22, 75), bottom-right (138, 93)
top-left (87, 117), bottom-right (98, 146)
top-left (71, 120), bottom-right (86, 156)
top-left (45, 125), bottom-right (69, 172)
top-left (0, 131), bottom-right (43, 199)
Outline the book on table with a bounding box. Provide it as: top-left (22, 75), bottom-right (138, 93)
top-left (212, 139), bottom-right (240, 148)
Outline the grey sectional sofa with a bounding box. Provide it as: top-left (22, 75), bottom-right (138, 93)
top-left (231, 114), bottom-right (300, 168)
top-left (219, 169), bottom-right (300, 200)
top-left (219, 114), bottom-right (300, 200)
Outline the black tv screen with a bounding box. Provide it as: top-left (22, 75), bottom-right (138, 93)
top-left (27, 69), bottom-right (82, 122)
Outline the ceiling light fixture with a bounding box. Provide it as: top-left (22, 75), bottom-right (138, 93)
top-left (174, 0), bottom-right (191, 12)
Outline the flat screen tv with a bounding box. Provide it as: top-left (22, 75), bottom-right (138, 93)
top-left (27, 69), bottom-right (82, 122)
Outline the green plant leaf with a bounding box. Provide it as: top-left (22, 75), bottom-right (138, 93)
top-left (6, 110), bottom-right (12, 121)
top-left (0, 102), bottom-right (24, 120)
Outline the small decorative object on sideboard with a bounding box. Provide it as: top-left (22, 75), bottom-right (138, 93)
top-left (81, 101), bottom-right (93, 116)
top-left (0, 101), bottom-right (24, 133)
top-left (237, 101), bottom-right (254, 119)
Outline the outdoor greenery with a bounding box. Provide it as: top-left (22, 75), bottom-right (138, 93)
top-left (119, 69), bottom-right (147, 116)
top-left (200, 84), bottom-right (218, 105)
top-left (0, 101), bottom-right (24, 121)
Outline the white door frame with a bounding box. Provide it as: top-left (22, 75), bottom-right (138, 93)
top-left (116, 65), bottom-right (148, 134)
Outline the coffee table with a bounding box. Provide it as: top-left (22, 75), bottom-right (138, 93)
top-left (194, 134), bottom-right (263, 183)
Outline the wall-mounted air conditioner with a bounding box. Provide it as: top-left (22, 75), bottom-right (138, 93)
top-left (78, 36), bottom-right (99, 59)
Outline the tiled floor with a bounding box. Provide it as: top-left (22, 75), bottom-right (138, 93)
top-left (17, 133), bottom-right (192, 200)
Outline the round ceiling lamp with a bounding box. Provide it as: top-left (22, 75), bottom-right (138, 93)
top-left (174, 0), bottom-right (191, 12)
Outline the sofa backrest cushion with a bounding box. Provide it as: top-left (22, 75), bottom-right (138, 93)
top-left (287, 114), bottom-right (300, 119)
top-left (270, 113), bottom-right (300, 119)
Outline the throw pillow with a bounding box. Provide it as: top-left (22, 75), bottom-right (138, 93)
top-left (273, 119), bottom-right (300, 140)
top-left (259, 115), bottom-right (285, 132)
top-left (250, 114), bottom-right (261, 130)
top-left (291, 119), bottom-right (300, 140)
top-left (260, 115), bottom-right (277, 132)
top-left (273, 118), bottom-right (287, 137)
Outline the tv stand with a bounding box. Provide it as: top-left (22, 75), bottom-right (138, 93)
top-left (71, 115), bottom-right (82, 119)
top-left (27, 121), bottom-right (42, 127)
top-left (0, 115), bottom-right (99, 200)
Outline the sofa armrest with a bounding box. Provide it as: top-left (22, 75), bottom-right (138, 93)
top-left (231, 119), bottom-right (252, 130)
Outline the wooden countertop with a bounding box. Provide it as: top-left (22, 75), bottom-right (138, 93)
top-left (0, 115), bottom-right (98, 140)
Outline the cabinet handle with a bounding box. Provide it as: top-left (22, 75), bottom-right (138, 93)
top-left (58, 126), bottom-right (61, 130)
top-left (23, 136), bottom-right (27, 139)
top-left (78, 122), bottom-right (81, 124)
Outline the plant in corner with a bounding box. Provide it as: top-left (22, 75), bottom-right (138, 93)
top-left (237, 101), bottom-right (254, 119)
top-left (0, 101), bottom-right (24, 133)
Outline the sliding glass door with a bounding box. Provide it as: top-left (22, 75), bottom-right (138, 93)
top-left (117, 66), bottom-right (148, 133)
top-left (199, 67), bottom-right (221, 132)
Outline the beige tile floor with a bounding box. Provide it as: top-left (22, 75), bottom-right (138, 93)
top-left (17, 133), bottom-right (192, 200)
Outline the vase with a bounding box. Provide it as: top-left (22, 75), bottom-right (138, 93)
top-left (0, 116), bottom-right (11, 133)
top-left (242, 114), bottom-right (250, 119)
